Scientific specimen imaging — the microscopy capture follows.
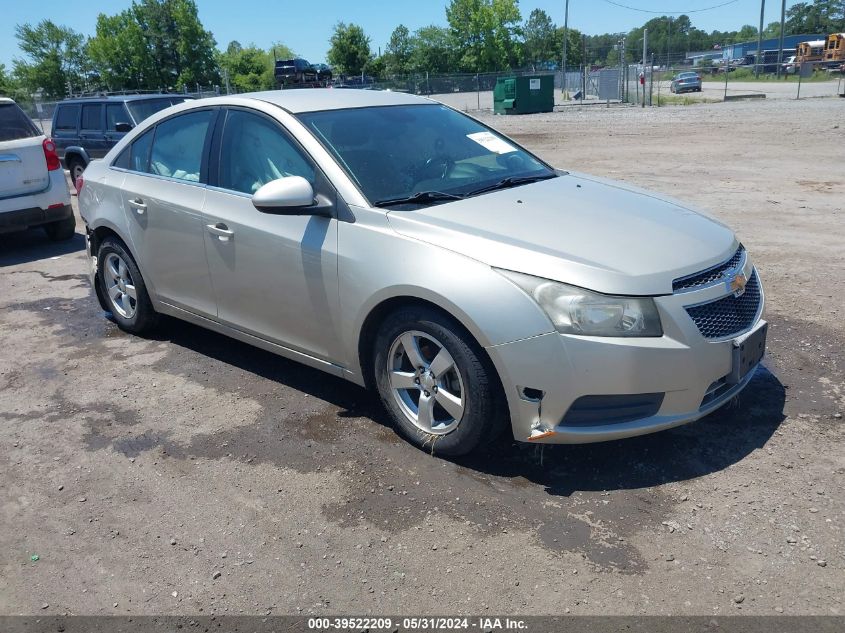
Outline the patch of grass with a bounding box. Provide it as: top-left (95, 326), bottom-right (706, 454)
top-left (700, 69), bottom-right (835, 83)
top-left (655, 94), bottom-right (718, 106)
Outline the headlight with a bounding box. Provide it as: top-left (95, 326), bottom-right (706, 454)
top-left (498, 270), bottom-right (663, 337)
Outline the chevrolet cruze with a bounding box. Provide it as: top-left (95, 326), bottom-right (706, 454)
top-left (78, 90), bottom-right (766, 456)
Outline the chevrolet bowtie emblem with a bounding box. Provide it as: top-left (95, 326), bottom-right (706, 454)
top-left (727, 271), bottom-right (747, 297)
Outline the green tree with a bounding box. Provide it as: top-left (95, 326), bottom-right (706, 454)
top-left (787, 1), bottom-right (845, 34)
top-left (408, 25), bottom-right (455, 73)
top-left (218, 41), bottom-right (281, 92)
top-left (0, 64), bottom-right (15, 96)
top-left (88, 10), bottom-right (155, 91)
top-left (327, 22), bottom-right (372, 76)
top-left (384, 25), bottom-right (413, 75)
top-left (446, 0), bottom-right (522, 71)
top-left (523, 8), bottom-right (557, 66)
top-left (12, 20), bottom-right (87, 98)
top-left (130, 0), bottom-right (218, 89)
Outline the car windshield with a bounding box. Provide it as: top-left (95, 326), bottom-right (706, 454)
top-left (297, 104), bottom-right (555, 207)
top-left (126, 97), bottom-right (190, 124)
top-left (0, 103), bottom-right (40, 142)
top-left (678, 73), bottom-right (698, 79)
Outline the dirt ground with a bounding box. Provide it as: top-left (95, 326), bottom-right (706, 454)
top-left (1, 97), bottom-right (843, 617)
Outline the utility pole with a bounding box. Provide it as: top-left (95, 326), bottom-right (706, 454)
top-left (667, 16), bottom-right (672, 70)
top-left (755, 0), bottom-right (766, 78)
top-left (642, 28), bottom-right (648, 107)
top-left (562, 0), bottom-right (570, 96)
top-left (777, 0), bottom-right (786, 78)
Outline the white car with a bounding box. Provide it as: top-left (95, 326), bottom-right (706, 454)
top-left (0, 97), bottom-right (74, 240)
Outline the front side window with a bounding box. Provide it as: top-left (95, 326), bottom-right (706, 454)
top-left (297, 104), bottom-right (553, 206)
top-left (148, 110), bottom-right (213, 182)
top-left (81, 104), bottom-right (102, 131)
top-left (106, 104), bottom-right (131, 131)
top-left (218, 110), bottom-right (315, 195)
top-left (55, 105), bottom-right (79, 131)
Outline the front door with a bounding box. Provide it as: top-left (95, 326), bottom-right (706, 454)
top-left (201, 108), bottom-right (341, 362)
top-left (120, 109), bottom-right (217, 317)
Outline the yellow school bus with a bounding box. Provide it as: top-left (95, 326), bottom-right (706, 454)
top-left (796, 39), bottom-right (826, 64)
top-left (824, 33), bottom-right (845, 64)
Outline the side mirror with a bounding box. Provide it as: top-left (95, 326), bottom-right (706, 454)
top-left (114, 122), bottom-right (133, 133)
top-left (252, 176), bottom-right (320, 214)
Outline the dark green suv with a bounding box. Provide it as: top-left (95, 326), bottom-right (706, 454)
top-left (51, 94), bottom-right (192, 182)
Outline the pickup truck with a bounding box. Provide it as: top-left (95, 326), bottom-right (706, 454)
top-left (274, 59), bottom-right (332, 87)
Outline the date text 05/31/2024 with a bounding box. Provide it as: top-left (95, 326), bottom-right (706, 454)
top-left (307, 617), bottom-right (529, 630)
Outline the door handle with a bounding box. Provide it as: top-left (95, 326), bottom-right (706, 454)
top-left (207, 223), bottom-right (234, 241)
top-left (128, 198), bottom-right (147, 214)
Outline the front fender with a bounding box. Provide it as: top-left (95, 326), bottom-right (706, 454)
top-left (339, 207), bottom-right (554, 383)
top-left (62, 146), bottom-right (91, 166)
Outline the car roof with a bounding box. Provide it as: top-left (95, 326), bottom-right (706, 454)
top-left (0, 97), bottom-right (15, 104)
top-left (233, 88), bottom-right (432, 113)
top-left (57, 94), bottom-right (188, 105)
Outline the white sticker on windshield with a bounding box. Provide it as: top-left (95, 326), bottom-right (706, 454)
top-left (467, 131), bottom-right (517, 154)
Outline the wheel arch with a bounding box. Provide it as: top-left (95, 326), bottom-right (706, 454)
top-left (355, 293), bottom-right (502, 397)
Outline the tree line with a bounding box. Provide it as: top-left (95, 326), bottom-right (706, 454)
top-left (2, 0), bottom-right (843, 101)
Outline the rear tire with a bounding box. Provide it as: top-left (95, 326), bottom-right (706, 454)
top-left (373, 306), bottom-right (507, 457)
top-left (97, 237), bottom-right (158, 335)
top-left (43, 215), bottom-right (76, 241)
top-left (67, 157), bottom-right (85, 187)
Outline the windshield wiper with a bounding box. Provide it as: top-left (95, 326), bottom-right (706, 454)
top-left (465, 173), bottom-right (557, 197)
top-left (374, 190), bottom-right (465, 208)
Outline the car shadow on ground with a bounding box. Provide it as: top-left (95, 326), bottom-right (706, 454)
top-left (0, 229), bottom-right (85, 267)
top-left (153, 316), bottom-right (785, 497)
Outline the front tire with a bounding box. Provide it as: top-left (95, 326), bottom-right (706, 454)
top-left (373, 307), bottom-right (506, 457)
top-left (43, 215), bottom-right (76, 241)
top-left (97, 237), bottom-right (158, 335)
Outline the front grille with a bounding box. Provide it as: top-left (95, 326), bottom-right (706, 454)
top-left (673, 246), bottom-right (745, 292)
top-left (561, 393), bottom-right (665, 427)
top-left (685, 271), bottom-right (761, 339)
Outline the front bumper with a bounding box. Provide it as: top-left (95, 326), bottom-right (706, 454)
top-left (487, 265), bottom-right (765, 444)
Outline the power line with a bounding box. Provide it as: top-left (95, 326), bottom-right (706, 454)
top-left (599, 0), bottom-right (740, 14)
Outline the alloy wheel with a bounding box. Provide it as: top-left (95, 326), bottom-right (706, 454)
top-left (387, 330), bottom-right (465, 435)
top-left (104, 252), bottom-right (137, 319)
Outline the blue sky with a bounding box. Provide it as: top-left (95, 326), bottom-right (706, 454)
top-left (1, 0), bottom-right (800, 68)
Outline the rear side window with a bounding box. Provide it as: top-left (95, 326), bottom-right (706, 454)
top-left (54, 105), bottom-right (80, 131)
top-left (0, 103), bottom-right (40, 141)
top-left (129, 129), bottom-right (153, 172)
top-left (149, 110), bottom-right (213, 182)
top-left (81, 104), bottom-right (102, 131)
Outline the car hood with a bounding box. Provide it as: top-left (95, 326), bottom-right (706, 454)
top-left (385, 172), bottom-right (737, 296)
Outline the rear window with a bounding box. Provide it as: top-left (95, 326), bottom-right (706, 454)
top-left (55, 105), bottom-right (80, 131)
top-left (0, 103), bottom-right (40, 141)
top-left (126, 98), bottom-right (189, 124)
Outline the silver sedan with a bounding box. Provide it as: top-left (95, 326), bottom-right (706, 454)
top-left (78, 90), bottom-right (766, 456)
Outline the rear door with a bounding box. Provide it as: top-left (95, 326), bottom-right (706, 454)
top-left (0, 102), bottom-right (48, 199)
top-left (120, 108), bottom-right (218, 316)
top-left (51, 104), bottom-right (79, 159)
top-left (80, 103), bottom-right (108, 159)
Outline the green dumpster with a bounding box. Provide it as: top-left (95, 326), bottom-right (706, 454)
top-left (493, 75), bottom-right (554, 115)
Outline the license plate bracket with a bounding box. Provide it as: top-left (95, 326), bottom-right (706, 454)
top-left (727, 322), bottom-right (767, 384)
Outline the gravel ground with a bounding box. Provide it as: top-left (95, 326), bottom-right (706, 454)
top-left (1, 97), bottom-right (843, 617)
